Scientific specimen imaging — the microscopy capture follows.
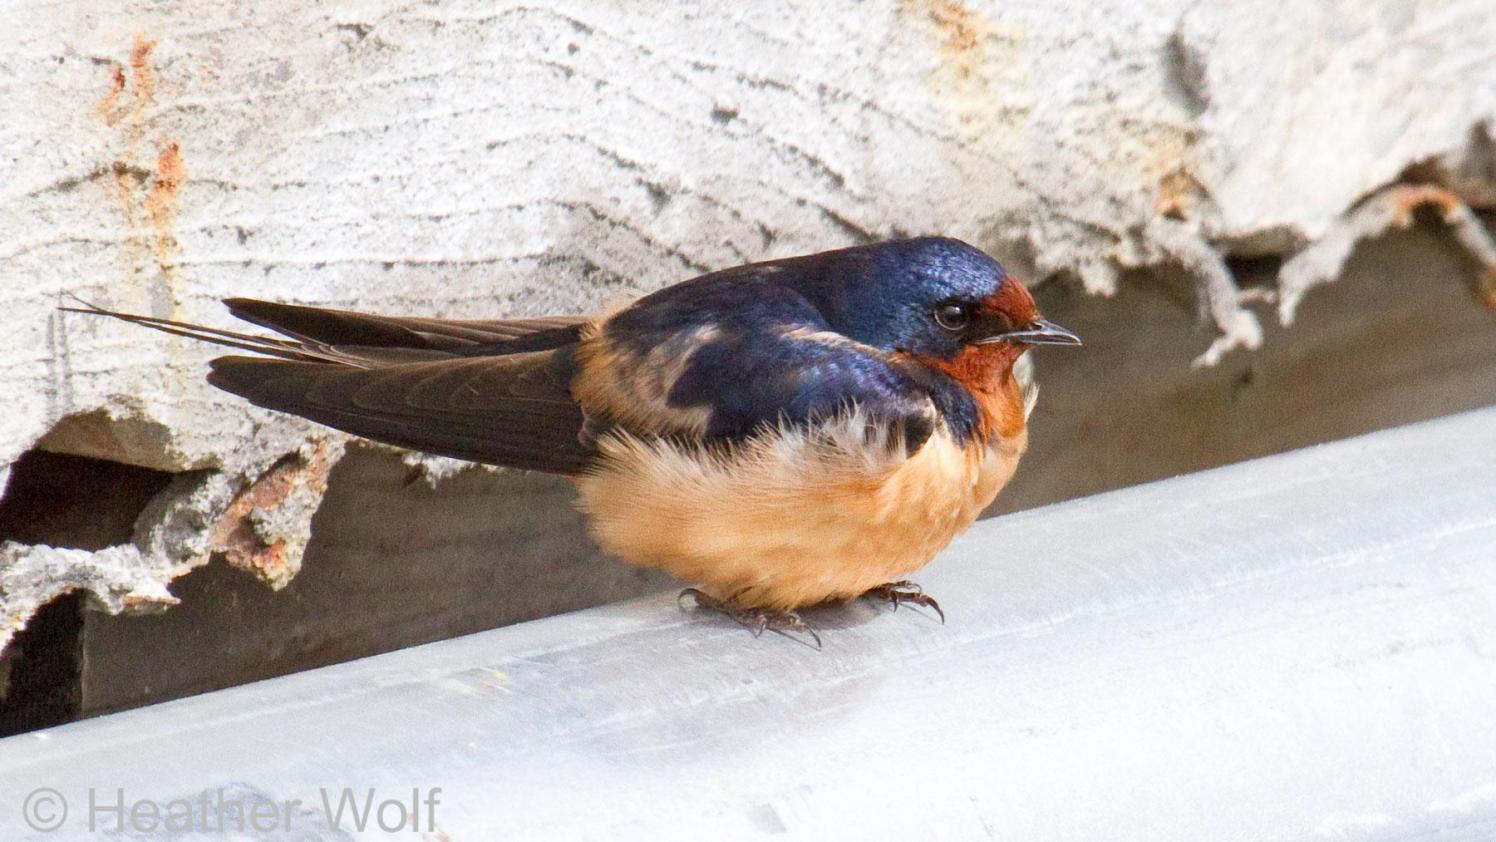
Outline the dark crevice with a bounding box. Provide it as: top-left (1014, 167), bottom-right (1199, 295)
top-left (0, 450), bottom-right (176, 550)
top-left (1224, 253), bottom-right (1283, 292)
top-left (0, 449), bottom-right (177, 734)
top-left (0, 592), bottom-right (83, 736)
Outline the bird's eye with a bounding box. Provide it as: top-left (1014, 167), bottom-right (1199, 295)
top-left (933, 302), bottom-right (969, 332)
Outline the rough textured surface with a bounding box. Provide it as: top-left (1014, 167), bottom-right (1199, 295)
top-left (1279, 184), bottom-right (1496, 320)
top-left (2, 1), bottom-right (1495, 647)
top-left (79, 444), bottom-right (674, 716)
top-left (1000, 223), bottom-right (1496, 513)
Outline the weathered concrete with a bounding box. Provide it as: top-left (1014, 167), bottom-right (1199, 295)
top-left (3, 1), bottom-right (1495, 657)
top-left (80, 446), bottom-right (672, 716)
top-left (998, 221), bottom-right (1496, 513)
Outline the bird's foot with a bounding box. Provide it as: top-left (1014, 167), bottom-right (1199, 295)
top-left (862, 580), bottom-right (945, 623)
top-left (678, 588), bottom-right (822, 649)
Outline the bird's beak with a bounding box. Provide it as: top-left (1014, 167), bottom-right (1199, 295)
top-left (977, 318), bottom-right (1083, 346)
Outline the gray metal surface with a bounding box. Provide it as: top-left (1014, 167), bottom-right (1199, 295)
top-left (4, 408), bottom-right (1496, 841)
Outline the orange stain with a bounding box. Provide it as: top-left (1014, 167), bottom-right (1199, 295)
top-left (1156, 168), bottom-right (1206, 221)
top-left (129, 36), bottom-right (156, 104)
top-left (1392, 184), bottom-right (1460, 226)
top-left (209, 442), bottom-right (334, 586)
top-left (97, 33), bottom-right (181, 287)
top-left (929, 0), bottom-right (983, 56)
top-left (97, 65), bottom-right (127, 125)
top-left (146, 142), bottom-right (184, 269)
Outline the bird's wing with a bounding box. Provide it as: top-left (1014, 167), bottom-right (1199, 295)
top-left (63, 298), bottom-right (594, 473)
top-left (575, 322), bottom-right (940, 455)
top-left (208, 350), bottom-right (592, 474)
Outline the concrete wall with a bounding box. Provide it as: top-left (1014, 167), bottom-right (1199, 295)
top-left (3, 1), bottom-right (1495, 719)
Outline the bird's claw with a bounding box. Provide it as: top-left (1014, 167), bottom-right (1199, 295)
top-left (678, 588), bottom-right (822, 649)
top-left (862, 580), bottom-right (945, 624)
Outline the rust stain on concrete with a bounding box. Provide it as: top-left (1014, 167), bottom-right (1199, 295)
top-left (1390, 183), bottom-right (1462, 225)
top-left (902, 0), bottom-right (1029, 149)
top-left (147, 142), bottom-right (184, 270)
top-left (926, 0), bottom-right (985, 73)
top-left (1385, 184), bottom-right (1496, 310)
top-left (129, 36), bottom-right (157, 106)
top-left (96, 34), bottom-right (186, 292)
top-left (97, 65), bottom-right (127, 125)
top-left (209, 442), bottom-right (335, 588)
top-left (121, 593), bottom-right (171, 612)
top-left (1155, 165), bottom-right (1207, 221)
top-left (98, 35), bottom-right (156, 130)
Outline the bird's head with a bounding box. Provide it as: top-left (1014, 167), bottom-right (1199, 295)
top-left (815, 237), bottom-right (1080, 386)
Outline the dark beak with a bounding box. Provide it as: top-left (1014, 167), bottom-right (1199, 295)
top-left (977, 318), bottom-right (1082, 346)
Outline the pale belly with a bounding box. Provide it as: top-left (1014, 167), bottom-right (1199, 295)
top-left (576, 420), bottom-right (1028, 610)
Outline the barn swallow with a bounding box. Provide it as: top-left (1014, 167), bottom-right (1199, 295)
top-left (66, 237), bottom-right (1079, 645)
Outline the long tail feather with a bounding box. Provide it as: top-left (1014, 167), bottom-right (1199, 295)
top-left (59, 297), bottom-right (356, 365)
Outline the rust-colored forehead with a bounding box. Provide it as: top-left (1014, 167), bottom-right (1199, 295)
top-left (980, 275), bottom-right (1039, 322)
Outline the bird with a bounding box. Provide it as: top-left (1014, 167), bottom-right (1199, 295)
top-left (65, 236), bottom-right (1079, 645)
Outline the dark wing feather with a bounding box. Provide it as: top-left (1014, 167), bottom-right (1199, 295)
top-left (63, 297), bottom-right (594, 473)
top-left (61, 298), bottom-right (588, 366)
top-left (679, 332), bottom-right (938, 453)
top-left (208, 350), bottom-right (591, 474)
top-left (225, 298), bottom-right (587, 356)
top-left (593, 272), bottom-right (941, 452)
